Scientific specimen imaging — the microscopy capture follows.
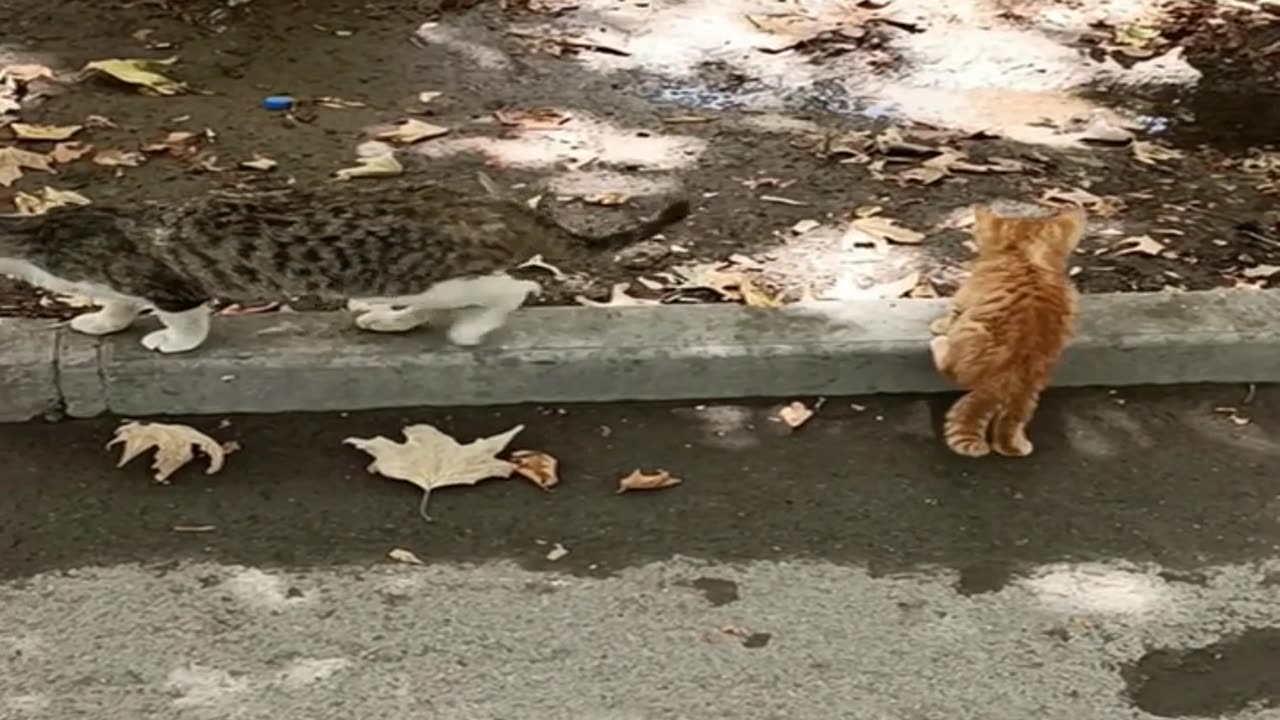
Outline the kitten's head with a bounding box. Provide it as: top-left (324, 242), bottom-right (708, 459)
top-left (972, 204), bottom-right (1085, 267)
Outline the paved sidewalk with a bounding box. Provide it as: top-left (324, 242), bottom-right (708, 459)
top-left (3, 386), bottom-right (1279, 719)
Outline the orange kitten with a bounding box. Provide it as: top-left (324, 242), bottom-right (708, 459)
top-left (929, 204), bottom-right (1084, 458)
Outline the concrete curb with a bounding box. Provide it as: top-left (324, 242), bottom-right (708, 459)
top-left (2, 289), bottom-right (1279, 421)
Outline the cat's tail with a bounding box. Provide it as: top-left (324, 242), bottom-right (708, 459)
top-left (475, 171), bottom-right (691, 249)
top-left (943, 387), bottom-right (1003, 458)
top-left (573, 199), bottom-right (692, 248)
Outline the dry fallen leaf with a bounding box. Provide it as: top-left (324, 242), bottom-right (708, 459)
top-left (13, 186), bottom-right (90, 216)
top-left (93, 148), bottom-right (145, 167)
top-left (374, 118), bottom-right (450, 144)
top-left (81, 57), bottom-right (187, 95)
top-left (344, 423), bottom-right (523, 520)
top-left (142, 130), bottom-right (199, 158)
top-left (778, 401), bottom-right (814, 428)
top-left (545, 543), bottom-right (569, 561)
top-left (315, 96), bottom-right (367, 109)
top-left (845, 215), bottom-right (925, 246)
top-left (108, 421), bottom-right (227, 484)
top-left (494, 107), bottom-right (572, 129)
top-left (740, 275), bottom-right (786, 308)
top-left (1, 64), bottom-right (55, 83)
top-left (49, 141), bottom-right (93, 164)
top-left (1040, 187), bottom-right (1125, 217)
top-left (1112, 234), bottom-right (1166, 257)
top-left (1131, 141), bottom-right (1184, 166)
top-left (616, 469), bottom-right (682, 494)
top-left (511, 449), bottom-right (560, 490)
top-left (576, 282), bottom-right (661, 307)
top-left (1242, 264), bottom-right (1280, 279)
top-left (517, 253), bottom-right (567, 279)
top-left (239, 154), bottom-right (277, 171)
top-left (663, 114), bottom-right (717, 124)
top-left (387, 547), bottom-right (425, 565)
top-left (11, 123), bottom-right (83, 141)
top-left (417, 90), bottom-right (443, 104)
top-left (583, 191), bottom-right (627, 206)
top-left (334, 152), bottom-right (403, 180)
top-left (0, 146), bottom-right (54, 187)
top-left (760, 194), bottom-right (808, 207)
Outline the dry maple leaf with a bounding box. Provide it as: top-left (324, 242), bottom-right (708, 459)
top-left (344, 423), bottom-right (523, 520)
top-left (80, 57), bottom-right (187, 95)
top-left (108, 421), bottom-right (227, 484)
top-left (142, 130), bottom-right (199, 157)
top-left (494, 107), bottom-right (572, 129)
top-left (576, 282), bottom-right (661, 307)
top-left (1112, 234), bottom-right (1166, 257)
top-left (511, 449), bottom-right (560, 490)
top-left (0, 146), bottom-right (54, 187)
top-left (374, 118), bottom-right (450, 144)
top-left (334, 152), bottom-right (403, 180)
top-left (14, 186), bottom-right (90, 216)
top-left (93, 148), bottom-right (145, 167)
top-left (616, 469), bottom-right (682, 494)
top-left (1040, 187), bottom-right (1125, 217)
top-left (778, 401), bottom-right (814, 428)
top-left (49, 141), bottom-right (92, 164)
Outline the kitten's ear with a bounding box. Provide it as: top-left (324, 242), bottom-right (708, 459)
top-left (1055, 205), bottom-right (1087, 248)
top-left (971, 205), bottom-right (997, 235)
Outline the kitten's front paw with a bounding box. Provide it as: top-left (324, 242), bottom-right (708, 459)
top-left (517, 279), bottom-right (542, 300)
top-left (141, 329), bottom-right (205, 354)
top-left (70, 308), bottom-right (136, 336)
top-left (355, 310), bottom-right (420, 333)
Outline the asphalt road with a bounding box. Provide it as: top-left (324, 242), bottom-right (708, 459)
top-left (2, 385), bottom-right (1279, 720)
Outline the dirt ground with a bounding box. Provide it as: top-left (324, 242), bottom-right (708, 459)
top-left (1, 0), bottom-right (1279, 318)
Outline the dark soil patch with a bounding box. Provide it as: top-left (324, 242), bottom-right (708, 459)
top-left (2, 0), bottom-right (1278, 319)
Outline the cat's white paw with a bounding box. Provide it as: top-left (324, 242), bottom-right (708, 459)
top-left (70, 307), bottom-right (137, 336)
top-left (514, 279), bottom-right (542, 300)
top-left (355, 310), bottom-right (420, 333)
top-left (141, 328), bottom-right (206, 354)
top-left (446, 321), bottom-right (491, 346)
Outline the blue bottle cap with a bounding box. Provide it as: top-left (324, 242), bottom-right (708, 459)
top-left (262, 95), bottom-right (295, 111)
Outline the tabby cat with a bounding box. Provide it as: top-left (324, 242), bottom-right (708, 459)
top-left (0, 176), bottom-right (690, 353)
top-left (929, 203), bottom-right (1084, 458)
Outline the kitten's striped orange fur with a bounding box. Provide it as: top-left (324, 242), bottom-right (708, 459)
top-left (930, 204), bottom-right (1084, 458)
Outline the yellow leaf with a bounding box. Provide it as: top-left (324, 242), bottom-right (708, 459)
top-left (81, 57), bottom-right (187, 95)
top-left (11, 123), bottom-right (83, 141)
top-left (334, 152), bottom-right (403, 180)
top-left (345, 424), bottom-right (522, 520)
top-left (107, 421), bottom-right (227, 484)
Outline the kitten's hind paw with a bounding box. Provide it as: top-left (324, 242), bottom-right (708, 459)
top-left (69, 303), bottom-right (141, 336)
top-left (993, 435), bottom-right (1034, 457)
top-left (946, 437), bottom-right (991, 458)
